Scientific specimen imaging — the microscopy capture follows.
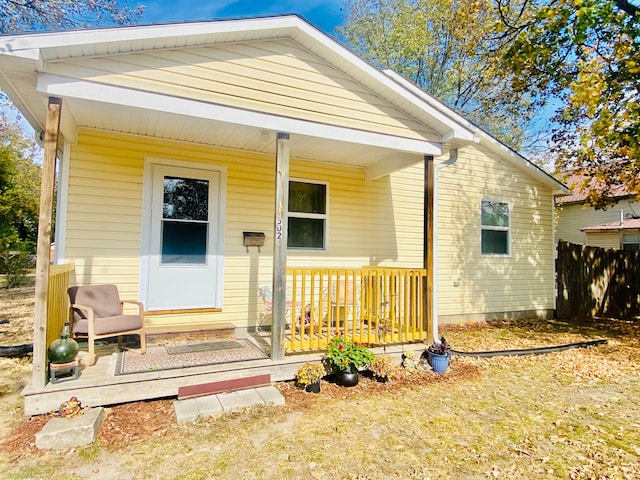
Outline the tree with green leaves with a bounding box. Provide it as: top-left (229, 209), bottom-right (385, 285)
top-left (0, 0), bottom-right (144, 33)
top-left (0, 112), bottom-right (41, 253)
top-left (339, 0), bottom-right (543, 150)
top-left (497, 0), bottom-right (640, 208)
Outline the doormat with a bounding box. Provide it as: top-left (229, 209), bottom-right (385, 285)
top-left (166, 340), bottom-right (243, 355)
top-left (111, 338), bottom-right (268, 376)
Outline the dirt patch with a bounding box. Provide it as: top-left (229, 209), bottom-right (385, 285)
top-left (0, 277), bottom-right (35, 346)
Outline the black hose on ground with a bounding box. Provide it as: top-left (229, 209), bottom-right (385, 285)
top-left (0, 343), bottom-right (34, 357)
top-left (452, 339), bottom-right (608, 358)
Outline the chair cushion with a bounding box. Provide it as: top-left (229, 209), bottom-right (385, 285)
top-left (68, 285), bottom-right (122, 319)
top-left (73, 315), bottom-right (143, 336)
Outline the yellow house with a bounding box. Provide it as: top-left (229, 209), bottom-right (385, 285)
top-left (0, 15), bottom-right (567, 411)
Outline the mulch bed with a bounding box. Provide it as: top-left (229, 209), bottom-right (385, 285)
top-left (0, 361), bottom-right (479, 459)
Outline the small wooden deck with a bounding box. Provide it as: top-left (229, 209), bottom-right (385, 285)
top-left (22, 332), bottom-right (414, 416)
top-left (22, 332), bottom-right (318, 416)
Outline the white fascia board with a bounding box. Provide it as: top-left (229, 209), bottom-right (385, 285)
top-left (475, 129), bottom-right (569, 195)
top-left (0, 16), bottom-right (304, 60)
top-left (296, 31), bottom-right (477, 141)
top-left (37, 73), bottom-right (442, 156)
top-left (379, 70), bottom-right (476, 142)
top-left (382, 71), bottom-right (569, 195)
top-left (5, 16), bottom-right (474, 142)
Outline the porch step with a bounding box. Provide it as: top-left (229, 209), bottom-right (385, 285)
top-left (178, 374), bottom-right (271, 399)
top-left (145, 322), bottom-right (236, 346)
top-left (173, 386), bottom-right (284, 425)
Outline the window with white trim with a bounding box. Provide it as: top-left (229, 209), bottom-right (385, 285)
top-left (481, 200), bottom-right (510, 255)
top-left (288, 180), bottom-right (327, 250)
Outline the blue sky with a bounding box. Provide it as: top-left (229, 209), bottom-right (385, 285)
top-left (141, 0), bottom-right (345, 34)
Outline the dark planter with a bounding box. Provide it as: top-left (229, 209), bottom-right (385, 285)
top-left (374, 375), bottom-right (389, 383)
top-left (305, 382), bottom-right (321, 393)
top-left (336, 365), bottom-right (359, 387)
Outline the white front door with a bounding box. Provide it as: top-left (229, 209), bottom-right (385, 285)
top-left (145, 164), bottom-right (221, 310)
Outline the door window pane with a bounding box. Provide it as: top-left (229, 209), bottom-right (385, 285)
top-left (161, 221), bottom-right (207, 264)
top-left (163, 177), bottom-right (209, 221)
top-left (161, 175), bottom-right (209, 264)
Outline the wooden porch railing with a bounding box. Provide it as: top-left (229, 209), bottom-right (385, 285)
top-left (46, 263), bottom-right (75, 349)
top-left (286, 267), bottom-right (427, 353)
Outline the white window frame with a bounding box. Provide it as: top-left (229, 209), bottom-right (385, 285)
top-left (480, 199), bottom-right (511, 256)
top-left (287, 178), bottom-right (329, 252)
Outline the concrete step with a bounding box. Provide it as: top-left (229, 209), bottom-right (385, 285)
top-left (173, 385), bottom-right (284, 425)
top-left (35, 407), bottom-right (105, 450)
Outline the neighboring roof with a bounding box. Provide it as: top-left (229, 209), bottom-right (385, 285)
top-left (557, 170), bottom-right (634, 205)
top-left (581, 218), bottom-right (640, 232)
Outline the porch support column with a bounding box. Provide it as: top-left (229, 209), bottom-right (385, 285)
top-left (32, 97), bottom-right (62, 388)
top-left (423, 155), bottom-right (434, 344)
top-left (271, 132), bottom-right (290, 360)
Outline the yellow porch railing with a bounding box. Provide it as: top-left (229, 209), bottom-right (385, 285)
top-left (286, 267), bottom-right (427, 353)
top-left (46, 263), bottom-right (75, 349)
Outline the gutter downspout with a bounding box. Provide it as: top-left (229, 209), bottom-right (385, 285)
top-left (432, 149), bottom-right (458, 343)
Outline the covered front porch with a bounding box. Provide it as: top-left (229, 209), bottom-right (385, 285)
top-left (22, 263), bottom-right (428, 415)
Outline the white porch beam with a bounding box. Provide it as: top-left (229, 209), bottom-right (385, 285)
top-left (36, 73), bottom-right (442, 156)
top-left (271, 133), bottom-right (290, 361)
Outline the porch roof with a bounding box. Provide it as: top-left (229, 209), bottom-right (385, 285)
top-left (0, 15), bottom-right (477, 180)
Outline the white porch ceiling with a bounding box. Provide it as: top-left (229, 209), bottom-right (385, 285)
top-left (61, 93), bottom-right (428, 176)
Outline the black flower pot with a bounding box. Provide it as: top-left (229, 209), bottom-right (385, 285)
top-left (374, 375), bottom-right (389, 383)
top-left (337, 365), bottom-right (359, 387)
top-left (305, 382), bottom-right (321, 393)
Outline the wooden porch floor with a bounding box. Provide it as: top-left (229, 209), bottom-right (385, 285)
top-left (22, 331), bottom-right (323, 416)
top-left (23, 329), bottom-right (419, 416)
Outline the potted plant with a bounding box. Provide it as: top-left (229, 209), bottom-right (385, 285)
top-left (295, 362), bottom-right (326, 393)
top-left (369, 354), bottom-right (396, 382)
top-left (326, 332), bottom-right (374, 387)
top-left (426, 337), bottom-right (452, 374)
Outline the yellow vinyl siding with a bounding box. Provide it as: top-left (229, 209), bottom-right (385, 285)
top-left (64, 129), bottom-right (554, 330)
top-left (436, 147), bottom-right (555, 319)
top-left (46, 40), bottom-right (437, 142)
top-left (64, 129), bottom-right (423, 331)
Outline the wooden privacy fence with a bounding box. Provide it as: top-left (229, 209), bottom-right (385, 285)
top-left (286, 267), bottom-right (427, 353)
top-left (46, 263), bottom-right (75, 349)
top-left (556, 241), bottom-right (640, 319)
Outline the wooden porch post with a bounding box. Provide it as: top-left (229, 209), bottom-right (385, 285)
top-left (32, 97), bottom-right (62, 388)
top-left (424, 155), bottom-right (434, 343)
top-left (271, 132), bottom-right (290, 360)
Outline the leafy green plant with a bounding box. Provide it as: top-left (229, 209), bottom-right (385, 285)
top-left (295, 362), bottom-right (326, 387)
top-left (326, 332), bottom-right (374, 371)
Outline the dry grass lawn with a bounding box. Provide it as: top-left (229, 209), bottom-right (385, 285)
top-left (0, 281), bottom-right (639, 479)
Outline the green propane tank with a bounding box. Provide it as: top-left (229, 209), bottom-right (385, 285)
top-left (47, 322), bottom-right (79, 364)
